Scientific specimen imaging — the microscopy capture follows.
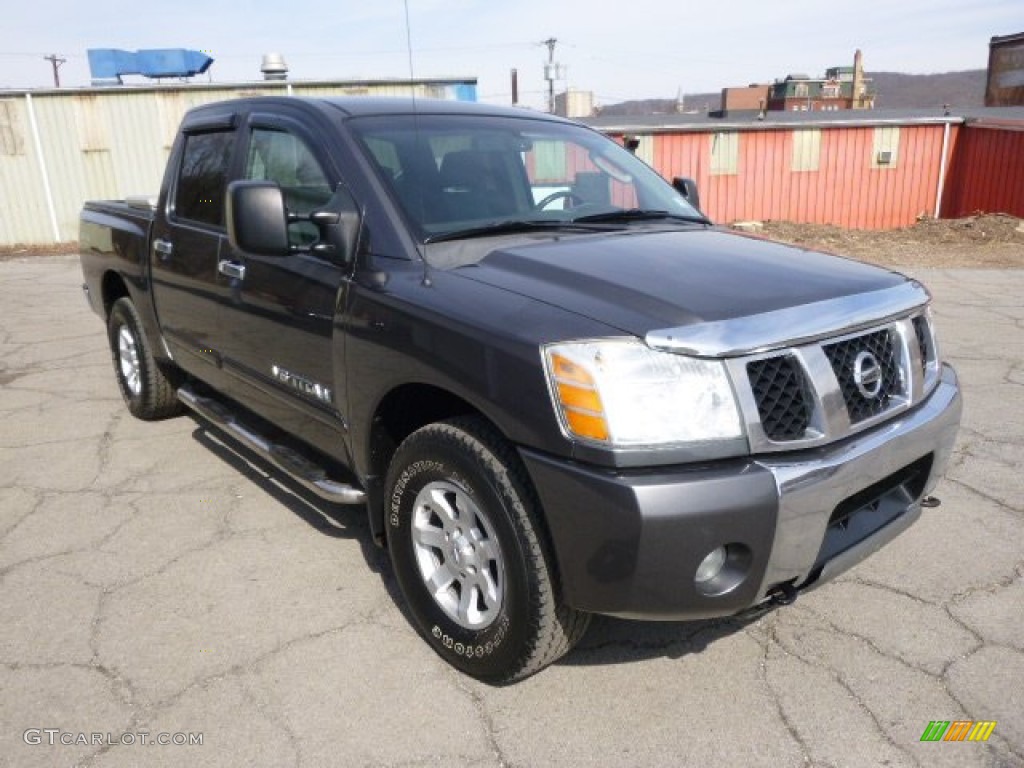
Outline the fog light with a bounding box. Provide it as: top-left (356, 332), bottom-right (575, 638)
top-left (695, 546), bottom-right (727, 584)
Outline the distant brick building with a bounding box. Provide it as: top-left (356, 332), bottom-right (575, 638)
top-left (986, 32), bottom-right (1024, 106)
top-left (766, 50), bottom-right (875, 112)
top-left (720, 84), bottom-right (771, 114)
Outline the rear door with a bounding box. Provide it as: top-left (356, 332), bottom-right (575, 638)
top-left (150, 114), bottom-right (238, 374)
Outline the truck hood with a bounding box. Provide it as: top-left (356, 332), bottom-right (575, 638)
top-left (446, 228), bottom-right (908, 338)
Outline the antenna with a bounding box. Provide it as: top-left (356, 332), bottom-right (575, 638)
top-left (402, 0), bottom-right (430, 273)
top-left (403, 0), bottom-right (417, 97)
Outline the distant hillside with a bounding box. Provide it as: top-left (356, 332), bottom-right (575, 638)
top-left (598, 70), bottom-right (987, 115)
top-left (870, 70), bottom-right (985, 108)
top-left (597, 96), bottom-right (716, 116)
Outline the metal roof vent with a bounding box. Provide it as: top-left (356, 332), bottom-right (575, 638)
top-left (261, 53), bottom-right (288, 80)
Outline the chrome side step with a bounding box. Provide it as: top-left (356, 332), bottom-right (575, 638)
top-left (177, 384), bottom-right (367, 505)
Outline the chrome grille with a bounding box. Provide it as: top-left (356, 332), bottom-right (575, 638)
top-left (912, 315), bottom-right (929, 377)
top-left (747, 355), bottom-right (810, 441)
top-left (823, 329), bottom-right (902, 423)
top-left (647, 285), bottom-right (936, 454)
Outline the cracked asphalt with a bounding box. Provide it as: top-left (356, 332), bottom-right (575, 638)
top-left (0, 255), bottom-right (1021, 768)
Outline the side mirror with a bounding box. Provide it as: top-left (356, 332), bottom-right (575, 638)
top-left (672, 176), bottom-right (701, 213)
top-left (226, 180), bottom-right (289, 255)
top-left (308, 184), bottom-right (361, 265)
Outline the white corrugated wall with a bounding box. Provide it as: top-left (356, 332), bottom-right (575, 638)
top-left (0, 79), bottom-right (474, 248)
top-left (0, 96), bottom-right (54, 245)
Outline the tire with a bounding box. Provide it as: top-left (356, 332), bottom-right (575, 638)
top-left (107, 297), bottom-right (183, 420)
top-left (385, 416), bottom-right (590, 683)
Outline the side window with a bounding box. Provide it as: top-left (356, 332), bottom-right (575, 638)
top-left (246, 129), bottom-right (331, 214)
top-left (246, 129), bottom-right (331, 247)
top-left (175, 130), bottom-right (234, 226)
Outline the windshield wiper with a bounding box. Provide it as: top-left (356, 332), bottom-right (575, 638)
top-left (425, 219), bottom-right (607, 243)
top-left (572, 208), bottom-right (711, 225)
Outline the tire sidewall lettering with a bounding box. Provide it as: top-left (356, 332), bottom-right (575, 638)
top-left (430, 615), bottom-right (510, 658)
top-left (388, 458), bottom-right (473, 528)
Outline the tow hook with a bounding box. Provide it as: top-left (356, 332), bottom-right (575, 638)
top-left (921, 496), bottom-right (941, 508)
top-left (768, 582), bottom-right (798, 606)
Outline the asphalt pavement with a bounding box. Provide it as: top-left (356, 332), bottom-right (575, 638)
top-left (0, 255), bottom-right (1021, 767)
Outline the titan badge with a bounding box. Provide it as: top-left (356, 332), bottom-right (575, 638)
top-left (271, 365), bottom-right (332, 404)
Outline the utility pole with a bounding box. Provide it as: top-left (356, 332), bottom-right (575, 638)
top-left (542, 37), bottom-right (559, 114)
top-left (44, 54), bottom-right (66, 87)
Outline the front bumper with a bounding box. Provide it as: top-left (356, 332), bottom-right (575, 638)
top-left (521, 364), bottom-right (961, 620)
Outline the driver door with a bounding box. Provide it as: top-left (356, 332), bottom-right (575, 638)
top-left (215, 115), bottom-right (349, 438)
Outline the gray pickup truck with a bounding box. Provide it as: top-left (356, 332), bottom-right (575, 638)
top-left (80, 96), bottom-right (961, 682)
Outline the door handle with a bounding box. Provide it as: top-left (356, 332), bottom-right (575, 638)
top-left (217, 260), bottom-right (246, 280)
top-left (153, 239), bottom-right (173, 258)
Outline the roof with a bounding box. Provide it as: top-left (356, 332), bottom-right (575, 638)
top-left (0, 76), bottom-right (477, 98)
top-left (990, 32), bottom-right (1024, 46)
top-left (180, 95), bottom-right (576, 125)
top-left (318, 97), bottom-right (567, 121)
top-left (581, 106), bottom-right (1024, 133)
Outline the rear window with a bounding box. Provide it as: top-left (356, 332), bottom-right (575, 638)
top-left (174, 131), bottom-right (234, 226)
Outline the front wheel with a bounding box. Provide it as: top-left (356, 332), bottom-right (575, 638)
top-left (107, 297), bottom-right (183, 420)
top-left (385, 416), bottom-right (589, 682)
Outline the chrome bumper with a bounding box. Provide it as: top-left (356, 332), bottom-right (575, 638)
top-left (755, 363), bottom-right (961, 598)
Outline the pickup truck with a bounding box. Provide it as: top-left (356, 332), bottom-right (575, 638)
top-left (80, 96), bottom-right (962, 682)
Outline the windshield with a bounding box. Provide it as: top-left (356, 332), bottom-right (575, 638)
top-left (348, 113), bottom-right (704, 242)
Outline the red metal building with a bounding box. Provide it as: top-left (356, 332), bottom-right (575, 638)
top-left (588, 108), bottom-right (1024, 229)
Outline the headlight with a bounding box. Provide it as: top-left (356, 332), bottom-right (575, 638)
top-left (542, 339), bottom-right (744, 447)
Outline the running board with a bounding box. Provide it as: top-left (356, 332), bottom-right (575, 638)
top-left (177, 385), bottom-right (367, 505)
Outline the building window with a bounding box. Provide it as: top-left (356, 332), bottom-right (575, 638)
top-left (75, 95), bottom-right (109, 152)
top-left (709, 131), bottom-right (739, 175)
top-left (0, 100), bottom-right (25, 156)
top-left (792, 129), bottom-right (821, 172)
top-left (532, 140), bottom-right (568, 182)
top-left (872, 126), bottom-right (900, 169)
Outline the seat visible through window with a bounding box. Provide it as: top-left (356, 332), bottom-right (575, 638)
top-left (438, 150), bottom-right (523, 220)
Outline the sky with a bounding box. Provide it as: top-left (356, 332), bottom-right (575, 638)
top-left (1, 0), bottom-right (1019, 109)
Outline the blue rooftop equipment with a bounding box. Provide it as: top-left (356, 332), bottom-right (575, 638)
top-left (87, 49), bottom-right (214, 85)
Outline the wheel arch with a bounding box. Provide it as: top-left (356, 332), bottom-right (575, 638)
top-left (101, 270), bottom-right (130, 319)
top-left (365, 383), bottom-right (553, 556)
top-left (99, 269), bottom-right (172, 366)
top-left (367, 383), bottom-right (486, 535)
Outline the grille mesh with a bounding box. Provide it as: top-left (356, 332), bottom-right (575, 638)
top-left (823, 329), bottom-right (902, 423)
top-left (747, 355), bottom-right (811, 441)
